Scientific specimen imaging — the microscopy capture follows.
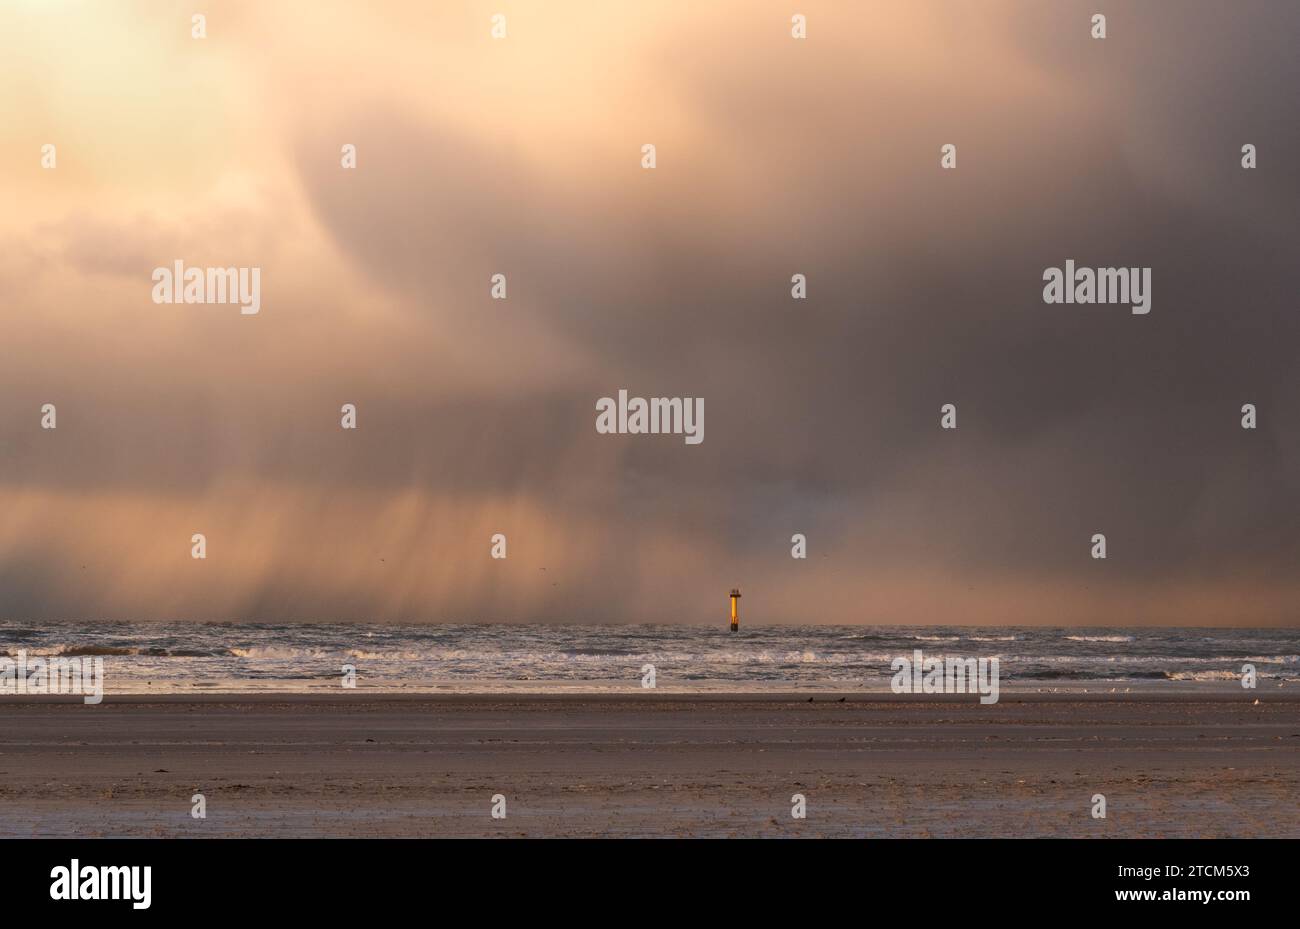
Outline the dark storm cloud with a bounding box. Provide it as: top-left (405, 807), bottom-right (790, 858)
top-left (291, 2), bottom-right (1300, 595)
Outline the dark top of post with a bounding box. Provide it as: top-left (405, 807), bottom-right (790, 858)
top-left (730, 588), bottom-right (741, 598)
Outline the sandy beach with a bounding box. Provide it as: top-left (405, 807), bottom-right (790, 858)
top-left (2, 692), bottom-right (1297, 838)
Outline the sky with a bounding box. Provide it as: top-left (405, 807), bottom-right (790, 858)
top-left (0, 1), bottom-right (1297, 625)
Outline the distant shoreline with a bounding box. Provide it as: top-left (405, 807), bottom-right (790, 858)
top-left (2, 687), bottom-right (1296, 705)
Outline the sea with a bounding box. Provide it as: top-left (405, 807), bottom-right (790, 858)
top-left (1, 621), bottom-right (1296, 694)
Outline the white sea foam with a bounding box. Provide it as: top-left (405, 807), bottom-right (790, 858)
top-left (1167, 670), bottom-right (1241, 682)
top-left (3, 622), bottom-right (1293, 695)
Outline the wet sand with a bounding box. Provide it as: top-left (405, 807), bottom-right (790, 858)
top-left (1, 692), bottom-right (1297, 837)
